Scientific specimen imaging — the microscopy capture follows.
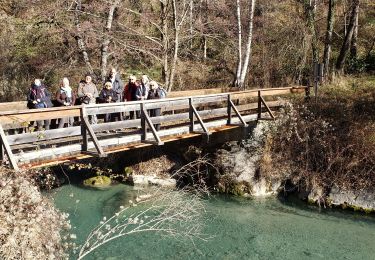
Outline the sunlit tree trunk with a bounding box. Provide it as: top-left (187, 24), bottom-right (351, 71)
top-left (235, 0), bottom-right (243, 88)
top-left (100, 0), bottom-right (121, 81)
top-left (239, 0), bottom-right (256, 89)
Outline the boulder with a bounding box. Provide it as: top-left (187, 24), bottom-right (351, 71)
top-left (328, 186), bottom-right (375, 213)
top-left (83, 176), bottom-right (111, 188)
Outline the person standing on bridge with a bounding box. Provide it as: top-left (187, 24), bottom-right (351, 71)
top-left (123, 75), bottom-right (139, 119)
top-left (147, 81), bottom-right (163, 131)
top-left (106, 67), bottom-right (124, 120)
top-left (78, 75), bottom-right (99, 124)
top-left (99, 81), bottom-right (118, 123)
top-left (136, 75), bottom-right (150, 101)
top-left (27, 78), bottom-right (53, 130)
top-left (56, 77), bottom-right (76, 128)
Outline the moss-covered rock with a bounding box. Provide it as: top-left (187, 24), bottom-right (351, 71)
top-left (83, 175), bottom-right (111, 188)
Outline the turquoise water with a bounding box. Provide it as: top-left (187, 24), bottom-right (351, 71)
top-left (51, 184), bottom-right (375, 260)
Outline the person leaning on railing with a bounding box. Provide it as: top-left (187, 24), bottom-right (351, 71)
top-left (99, 81), bottom-right (118, 123)
top-left (26, 79), bottom-right (53, 131)
top-left (56, 77), bottom-right (76, 128)
top-left (78, 75), bottom-right (99, 124)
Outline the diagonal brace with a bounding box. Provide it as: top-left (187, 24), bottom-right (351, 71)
top-left (141, 107), bottom-right (164, 145)
top-left (190, 100), bottom-right (210, 135)
top-left (80, 109), bottom-right (106, 157)
top-left (260, 96), bottom-right (275, 119)
top-left (0, 124), bottom-right (19, 171)
top-left (228, 98), bottom-right (248, 126)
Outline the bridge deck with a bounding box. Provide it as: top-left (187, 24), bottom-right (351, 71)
top-left (0, 87), bottom-right (307, 170)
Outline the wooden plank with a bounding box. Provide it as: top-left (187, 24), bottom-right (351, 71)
top-left (0, 124), bottom-right (19, 170)
top-left (0, 101), bottom-right (26, 112)
top-left (0, 107), bottom-right (81, 125)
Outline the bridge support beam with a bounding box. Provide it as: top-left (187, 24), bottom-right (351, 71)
top-left (0, 124), bottom-right (19, 171)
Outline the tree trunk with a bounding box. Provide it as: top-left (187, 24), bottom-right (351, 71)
top-left (74, 0), bottom-right (94, 76)
top-left (189, 0), bottom-right (194, 49)
top-left (161, 1), bottom-right (170, 88)
top-left (239, 0), bottom-right (256, 89)
top-left (350, 5), bottom-right (359, 58)
top-left (235, 0), bottom-right (243, 88)
top-left (168, 0), bottom-right (180, 92)
top-left (305, 0), bottom-right (318, 64)
top-left (336, 0), bottom-right (360, 72)
top-left (100, 0), bottom-right (121, 82)
top-left (323, 0), bottom-right (336, 77)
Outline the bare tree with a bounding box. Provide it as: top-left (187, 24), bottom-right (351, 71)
top-left (235, 0), bottom-right (256, 89)
top-left (336, 0), bottom-right (360, 72)
top-left (100, 0), bottom-right (121, 81)
top-left (323, 0), bottom-right (336, 77)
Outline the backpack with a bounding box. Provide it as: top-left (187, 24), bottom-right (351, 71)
top-left (158, 87), bottom-right (167, 98)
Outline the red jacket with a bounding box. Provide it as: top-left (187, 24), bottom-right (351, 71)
top-left (123, 82), bottom-right (139, 101)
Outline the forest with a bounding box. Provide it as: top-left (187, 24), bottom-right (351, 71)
top-left (0, 0), bottom-right (374, 101)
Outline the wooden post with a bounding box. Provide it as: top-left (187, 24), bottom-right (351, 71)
top-left (0, 137), bottom-right (4, 162)
top-left (141, 103), bottom-right (146, 141)
top-left (0, 124), bottom-right (19, 171)
top-left (227, 94), bottom-right (232, 125)
top-left (189, 98), bottom-right (194, 132)
top-left (257, 90), bottom-right (262, 119)
top-left (80, 107), bottom-right (88, 151)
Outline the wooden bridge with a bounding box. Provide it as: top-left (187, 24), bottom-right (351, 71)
top-left (0, 87), bottom-right (307, 170)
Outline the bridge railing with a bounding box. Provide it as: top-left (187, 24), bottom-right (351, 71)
top-left (0, 87), bottom-right (307, 170)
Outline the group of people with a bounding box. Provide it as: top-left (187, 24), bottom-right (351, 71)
top-left (27, 68), bottom-right (166, 131)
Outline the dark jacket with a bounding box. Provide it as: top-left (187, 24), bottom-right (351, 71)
top-left (136, 83), bottom-right (149, 100)
top-left (106, 74), bottom-right (124, 102)
top-left (147, 89), bottom-right (162, 100)
top-left (27, 83), bottom-right (53, 109)
top-left (55, 88), bottom-right (76, 106)
top-left (123, 82), bottom-right (139, 101)
top-left (99, 88), bottom-right (118, 103)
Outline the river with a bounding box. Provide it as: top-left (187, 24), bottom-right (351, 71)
top-left (51, 183), bottom-right (375, 260)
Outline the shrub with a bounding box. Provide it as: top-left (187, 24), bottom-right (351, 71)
top-left (0, 167), bottom-right (70, 259)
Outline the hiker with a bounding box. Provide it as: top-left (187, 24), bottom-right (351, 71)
top-left (99, 82), bottom-right (118, 122)
top-left (123, 75), bottom-right (139, 119)
top-left (78, 75), bottom-right (99, 124)
top-left (147, 81), bottom-right (164, 131)
top-left (27, 79), bottom-right (53, 130)
top-left (106, 67), bottom-right (124, 120)
top-left (136, 75), bottom-right (150, 101)
top-left (56, 77), bottom-right (76, 128)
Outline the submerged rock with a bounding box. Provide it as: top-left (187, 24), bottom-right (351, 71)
top-left (83, 176), bottom-right (112, 188)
